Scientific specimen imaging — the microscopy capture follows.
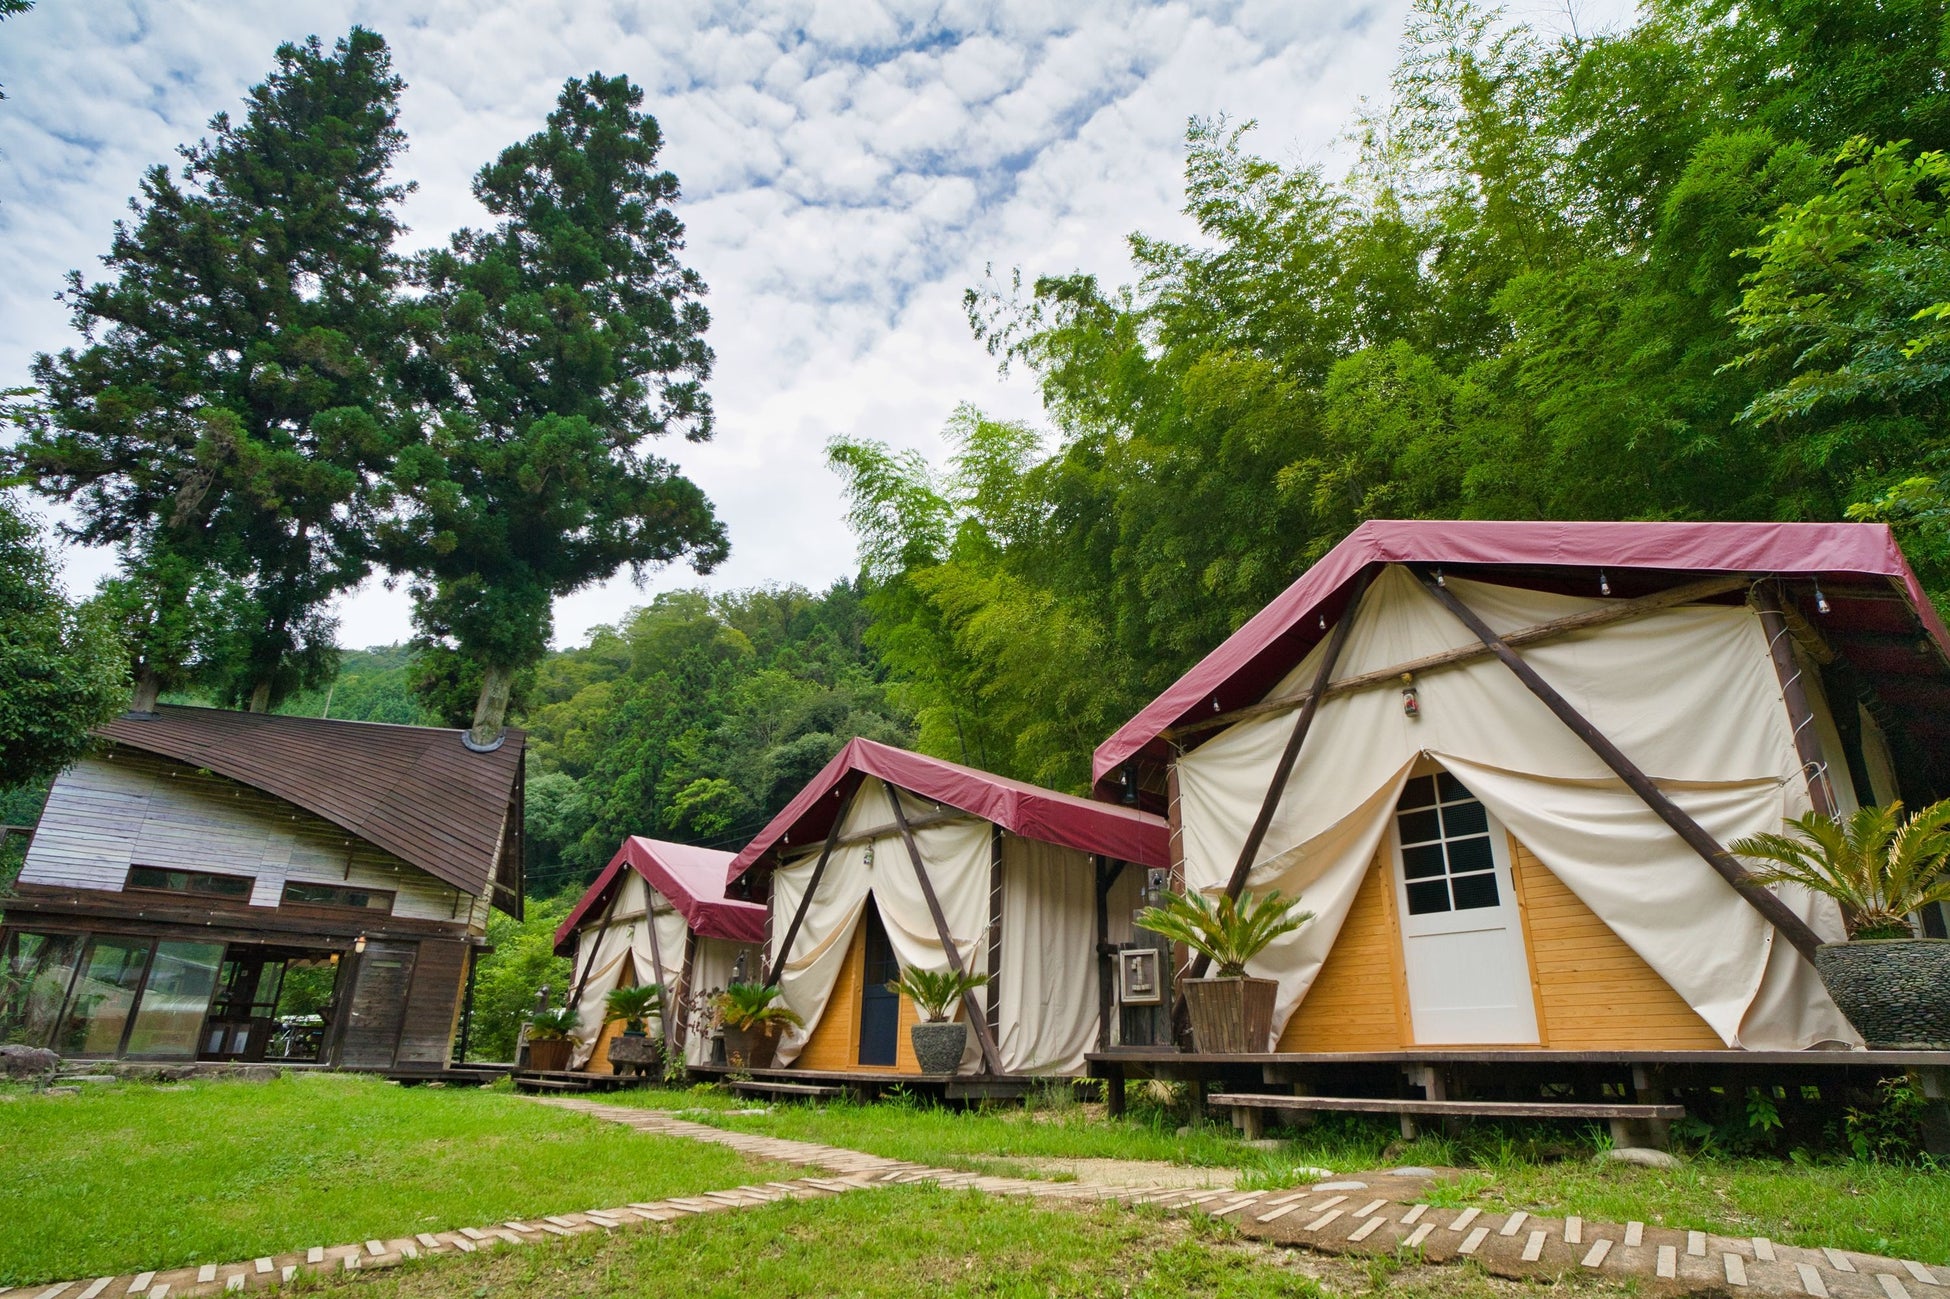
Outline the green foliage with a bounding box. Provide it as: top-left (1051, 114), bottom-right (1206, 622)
top-left (888, 965), bottom-right (988, 1022)
top-left (386, 73), bottom-right (725, 734)
top-left (1135, 890), bottom-right (1313, 979)
top-left (0, 493), bottom-right (127, 786)
top-left (1843, 1076), bottom-right (1938, 1163)
top-left (713, 982), bottom-right (803, 1032)
top-left (15, 29), bottom-right (410, 708)
top-left (524, 1005), bottom-right (581, 1042)
top-left (603, 982), bottom-right (664, 1032)
top-left (1731, 800), bottom-right (1950, 938)
top-left (466, 895), bottom-right (573, 1062)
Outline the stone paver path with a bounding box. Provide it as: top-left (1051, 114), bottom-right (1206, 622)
top-left (540, 1099), bottom-right (1948, 1299)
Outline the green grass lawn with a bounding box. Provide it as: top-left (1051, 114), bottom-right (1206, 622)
top-left (288, 1183), bottom-right (1632, 1299)
top-left (0, 1074), bottom-right (793, 1286)
top-left (609, 1088), bottom-right (1950, 1265)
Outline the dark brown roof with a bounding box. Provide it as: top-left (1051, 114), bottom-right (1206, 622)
top-left (98, 705), bottom-right (525, 911)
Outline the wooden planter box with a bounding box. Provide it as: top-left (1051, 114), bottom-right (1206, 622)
top-left (723, 1024), bottom-right (781, 1070)
top-left (1182, 977), bottom-right (1278, 1054)
top-left (527, 1038), bottom-right (573, 1072)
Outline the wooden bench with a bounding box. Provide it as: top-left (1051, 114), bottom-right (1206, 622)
top-left (729, 1079), bottom-right (846, 1101)
top-left (1208, 1092), bottom-right (1686, 1146)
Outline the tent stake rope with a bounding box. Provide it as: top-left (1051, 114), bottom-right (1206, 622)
top-left (1415, 568), bottom-right (1826, 964)
top-left (885, 782), bottom-right (1006, 1076)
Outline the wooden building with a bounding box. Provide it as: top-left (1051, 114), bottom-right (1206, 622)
top-left (0, 706), bottom-right (523, 1073)
top-left (555, 836), bottom-right (766, 1072)
top-left (727, 738), bottom-right (1168, 1084)
top-left (1092, 521), bottom-right (1950, 1060)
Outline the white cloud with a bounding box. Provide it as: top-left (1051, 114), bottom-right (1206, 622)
top-left (1, 0), bottom-right (1482, 650)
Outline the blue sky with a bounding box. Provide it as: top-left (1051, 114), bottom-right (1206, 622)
top-left (0, 0), bottom-right (1615, 650)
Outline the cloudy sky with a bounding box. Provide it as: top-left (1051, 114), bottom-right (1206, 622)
top-left (0, 0), bottom-right (1613, 651)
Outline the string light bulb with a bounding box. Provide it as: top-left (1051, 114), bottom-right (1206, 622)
top-left (1815, 580), bottom-right (1831, 615)
top-left (1434, 568), bottom-right (1445, 587)
top-left (1599, 570), bottom-right (1611, 596)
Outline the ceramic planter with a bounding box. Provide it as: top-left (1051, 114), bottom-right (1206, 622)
top-left (1181, 976), bottom-right (1278, 1054)
top-left (1814, 939), bottom-right (1950, 1047)
top-left (527, 1037), bottom-right (573, 1073)
top-left (723, 1023), bottom-right (781, 1070)
top-left (910, 1020), bottom-right (968, 1074)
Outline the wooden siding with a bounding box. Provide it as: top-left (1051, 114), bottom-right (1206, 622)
top-left (393, 938), bottom-right (470, 1067)
top-left (20, 753), bottom-right (479, 929)
top-left (337, 940), bottom-right (417, 1069)
top-left (793, 922), bottom-right (922, 1074)
top-left (1509, 839), bottom-right (1721, 1049)
top-left (1277, 852), bottom-right (1411, 1051)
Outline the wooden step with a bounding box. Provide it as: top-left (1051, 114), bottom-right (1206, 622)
top-left (729, 1080), bottom-right (845, 1099)
top-left (515, 1076), bottom-right (596, 1093)
top-left (1207, 1093), bottom-right (1684, 1120)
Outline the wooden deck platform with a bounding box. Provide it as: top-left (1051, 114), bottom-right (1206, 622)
top-left (686, 1062), bottom-right (1037, 1102)
top-left (1087, 1047), bottom-right (1950, 1152)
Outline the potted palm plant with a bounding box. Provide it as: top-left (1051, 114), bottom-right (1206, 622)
top-left (889, 966), bottom-right (989, 1074)
top-left (1136, 888), bottom-right (1311, 1054)
top-left (603, 983), bottom-right (665, 1074)
top-left (524, 1006), bottom-right (581, 1073)
top-left (1732, 799), bottom-right (1950, 1047)
top-left (714, 983), bottom-right (803, 1069)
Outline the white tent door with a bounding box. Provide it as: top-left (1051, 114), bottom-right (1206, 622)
top-left (1390, 772), bottom-right (1539, 1045)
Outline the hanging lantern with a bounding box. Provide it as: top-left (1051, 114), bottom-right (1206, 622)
top-left (1401, 672), bottom-right (1420, 718)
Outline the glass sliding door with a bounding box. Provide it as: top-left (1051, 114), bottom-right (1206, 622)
top-left (125, 941), bottom-right (225, 1057)
top-left (0, 931), bottom-right (83, 1048)
top-left (56, 937), bottom-right (152, 1056)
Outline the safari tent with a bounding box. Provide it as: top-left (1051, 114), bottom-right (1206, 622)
top-left (555, 837), bottom-right (765, 1071)
top-left (1093, 520), bottom-right (1950, 1058)
top-left (728, 738), bottom-right (1168, 1080)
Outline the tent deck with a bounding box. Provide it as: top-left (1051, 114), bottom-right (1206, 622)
top-left (687, 1061), bottom-right (1038, 1101)
top-left (1088, 1047), bottom-right (1950, 1148)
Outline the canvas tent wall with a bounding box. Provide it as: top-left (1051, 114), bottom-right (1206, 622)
top-left (555, 837), bottom-right (764, 1070)
top-left (1092, 521), bottom-right (1950, 1055)
top-left (728, 739), bottom-right (1168, 1076)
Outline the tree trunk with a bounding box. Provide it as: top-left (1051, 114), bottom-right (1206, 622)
top-left (248, 680), bottom-right (273, 713)
top-left (469, 663), bottom-right (514, 747)
top-left (129, 665), bottom-right (162, 714)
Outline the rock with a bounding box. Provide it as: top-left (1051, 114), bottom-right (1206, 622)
top-left (0, 1044), bottom-right (59, 1079)
top-left (1604, 1146), bottom-right (1679, 1169)
top-left (62, 1075), bottom-right (117, 1085)
top-left (1244, 1139), bottom-right (1288, 1151)
top-left (1387, 1166), bottom-right (1439, 1178)
top-left (1312, 1180), bottom-right (1369, 1191)
top-left (44, 1086), bottom-right (80, 1096)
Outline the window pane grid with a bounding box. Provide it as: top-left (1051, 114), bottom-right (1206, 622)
top-left (1395, 775), bottom-right (1501, 916)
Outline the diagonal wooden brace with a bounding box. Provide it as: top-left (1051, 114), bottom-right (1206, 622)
top-left (885, 783), bottom-right (1006, 1076)
top-left (764, 776), bottom-right (860, 988)
top-left (1415, 569), bottom-right (1824, 964)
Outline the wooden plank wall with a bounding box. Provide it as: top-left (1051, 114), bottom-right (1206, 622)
top-left (1276, 856), bottom-right (1411, 1051)
top-left (338, 940), bottom-right (417, 1069)
top-left (393, 938), bottom-right (471, 1067)
top-left (1509, 839), bottom-right (1722, 1049)
top-left (793, 922), bottom-right (923, 1074)
top-left (19, 753), bottom-right (479, 929)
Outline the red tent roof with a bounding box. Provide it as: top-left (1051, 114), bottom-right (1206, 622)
top-left (729, 738), bottom-right (1168, 879)
top-left (1092, 519), bottom-right (1950, 798)
top-left (554, 837), bottom-right (765, 954)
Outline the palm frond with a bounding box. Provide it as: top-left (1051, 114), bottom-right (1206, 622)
top-left (1732, 797), bottom-right (1950, 939)
top-left (1136, 888), bottom-right (1313, 978)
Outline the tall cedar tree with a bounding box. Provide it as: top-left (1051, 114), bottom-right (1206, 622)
top-left (389, 73), bottom-right (725, 745)
top-left (17, 28), bottom-right (409, 711)
top-left (0, 491), bottom-right (127, 785)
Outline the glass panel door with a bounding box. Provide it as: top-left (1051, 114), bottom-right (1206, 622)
top-left (56, 937), bottom-right (152, 1056)
top-left (125, 941), bottom-right (226, 1057)
top-left (0, 931), bottom-right (83, 1048)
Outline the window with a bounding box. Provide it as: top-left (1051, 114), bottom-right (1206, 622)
top-left (126, 866), bottom-right (253, 899)
top-left (123, 940), bottom-right (225, 1057)
top-left (56, 936), bottom-right (152, 1055)
top-left (281, 882), bottom-right (394, 913)
top-left (1395, 773), bottom-right (1501, 916)
top-left (0, 931), bottom-right (82, 1048)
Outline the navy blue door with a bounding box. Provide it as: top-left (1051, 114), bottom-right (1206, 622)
top-left (858, 903), bottom-right (899, 1066)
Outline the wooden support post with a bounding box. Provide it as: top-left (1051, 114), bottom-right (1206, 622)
top-left (566, 882), bottom-right (622, 1016)
top-left (672, 930), bottom-right (697, 1058)
top-left (1094, 856), bottom-right (1117, 1053)
top-left (643, 890), bottom-right (673, 1062)
top-left (1918, 1065), bottom-right (1950, 1157)
top-left (1102, 1059), bottom-right (1127, 1118)
top-left (764, 777), bottom-right (859, 987)
top-left (885, 783), bottom-right (1006, 1077)
top-left (1417, 570), bottom-right (1827, 964)
top-left (985, 824), bottom-right (1004, 1044)
top-left (1753, 583), bottom-right (1839, 819)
